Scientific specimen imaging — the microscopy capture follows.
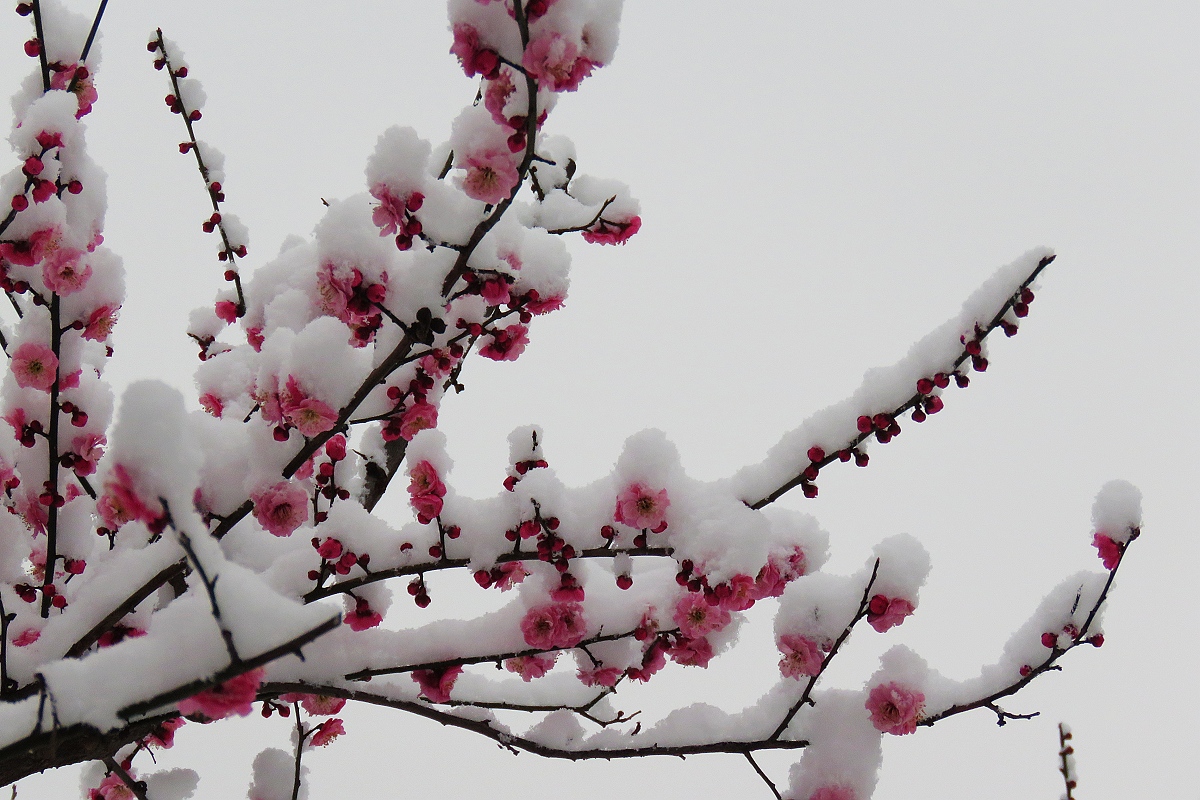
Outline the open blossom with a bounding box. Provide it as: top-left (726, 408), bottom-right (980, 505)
top-left (408, 460), bottom-right (446, 524)
top-left (459, 149), bottom-right (519, 204)
top-left (398, 400), bottom-right (438, 441)
top-left (97, 465), bottom-right (163, 531)
top-left (520, 602), bottom-right (587, 649)
top-left (89, 770), bottom-right (138, 800)
top-left (199, 393), bottom-right (223, 418)
top-left (865, 681), bottom-right (925, 735)
top-left (1093, 533), bottom-right (1122, 570)
top-left (866, 594), bottom-right (915, 633)
top-left (279, 693), bottom-right (347, 716)
top-left (42, 246), bottom-right (90, 294)
top-left (281, 376), bottom-right (338, 437)
top-left (483, 69), bottom-right (517, 126)
top-left (251, 481), bottom-right (310, 537)
top-left (178, 668), bottom-right (264, 720)
top-left (11, 343), bottom-right (58, 391)
top-left (577, 665), bottom-right (622, 687)
top-left (412, 665), bottom-right (462, 703)
top-left (582, 215), bottom-right (642, 246)
top-left (0, 227), bottom-right (54, 266)
top-left (504, 653), bottom-right (558, 681)
top-left (718, 574), bottom-right (758, 611)
top-left (667, 635), bottom-right (714, 668)
top-left (345, 597), bottom-right (383, 631)
top-left (50, 63), bottom-right (97, 117)
top-left (370, 187), bottom-right (407, 236)
top-left (82, 305), bottom-right (120, 341)
top-left (522, 31), bottom-right (596, 92)
top-left (778, 634), bottom-right (824, 679)
top-left (672, 593), bottom-right (732, 639)
top-left (479, 324), bottom-right (529, 361)
top-left (70, 433), bottom-right (106, 476)
top-left (614, 482), bottom-right (669, 530)
top-left (308, 718), bottom-right (345, 747)
top-left (494, 560), bottom-right (528, 591)
top-left (145, 717), bottom-right (185, 749)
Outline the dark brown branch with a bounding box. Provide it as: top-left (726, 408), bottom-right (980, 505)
top-left (30, 1), bottom-right (50, 93)
top-left (770, 559), bottom-right (880, 740)
top-left (1058, 723), bottom-right (1077, 800)
top-left (118, 613), bottom-right (339, 721)
top-left (544, 195), bottom-right (616, 235)
top-left (345, 626), bottom-right (658, 682)
top-left (0, 712), bottom-right (174, 787)
top-left (750, 254), bottom-right (1055, 510)
top-left (304, 545), bottom-right (672, 603)
top-left (744, 752), bottom-right (782, 800)
top-left (64, 560), bottom-right (187, 658)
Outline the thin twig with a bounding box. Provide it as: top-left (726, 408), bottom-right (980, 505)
top-left (744, 752), bottom-right (782, 800)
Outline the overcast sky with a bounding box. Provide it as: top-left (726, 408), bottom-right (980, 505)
top-left (3, 2), bottom-right (1198, 798)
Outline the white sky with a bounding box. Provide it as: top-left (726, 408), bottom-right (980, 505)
top-left (3, 1), bottom-right (1197, 798)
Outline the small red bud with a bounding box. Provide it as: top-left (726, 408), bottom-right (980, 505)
top-left (856, 415), bottom-right (872, 433)
top-left (67, 180), bottom-right (82, 194)
top-left (414, 593), bottom-right (431, 608)
top-left (616, 574), bottom-right (633, 590)
top-left (1013, 302), bottom-right (1029, 318)
top-left (24, 38), bottom-right (40, 57)
top-left (916, 378), bottom-right (934, 395)
top-left (854, 451), bottom-right (869, 467)
top-left (1041, 632), bottom-right (1058, 648)
top-left (188, 110), bottom-right (202, 121)
top-left (11, 195), bottom-right (29, 212)
top-left (954, 373), bottom-right (970, 388)
top-left (474, 570), bottom-right (492, 588)
top-left (1088, 633), bottom-right (1104, 647)
top-left (801, 483), bottom-right (818, 499)
top-left (806, 446), bottom-right (825, 463)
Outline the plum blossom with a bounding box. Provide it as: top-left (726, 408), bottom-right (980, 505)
top-left (199, 393), bottom-right (223, 418)
top-left (279, 693), bottom-right (347, 716)
top-left (614, 482), bottom-right (669, 530)
top-left (12, 628), bottom-right (39, 647)
top-left (345, 596), bottom-right (383, 631)
top-left (1093, 533), bottom-right (1121, 570)
top-left (494, 561), bottom-right (528, 591)
top-left (522, 32), bottom-right (596, 92)
top-left (667, 635), bottom-right (714, 668)
top-left (484, 69), bottom-right (517, 127)
top-left (478, 324), bottom-right (529, 361)
top-left (672, 593), bottom-right (731, 639)
top-left (50, 63), bottom-right (97, 118)
top-left (777, 634), bottom-right (824, 679)
top-left (578, 666), bottom-right (622, 687)
top-left (520, 602), bottom-right (587, 649)
top-left (412, 665), bottom-right (462, 703)
top-left (408, 460), bottom-right (446, 524)
top-left (0, 227), bottom-right (54, 266)
top-left (97, 465), bottom-right (164, 531)
top-left (398, 400), bottom-right (438, 441)
top-left (865, 681), bottom-right (925, 735)
top-left (582, 215), bottom-right (641, 245)
top-left (866, 594), bottom-right (915, 633)
top-left (11, 343), bottom-right (58, 391)
top-left (810, 787), bottom-right (857, 800)
top-left (145, 717), bottom-right (185, 749)
top-left (251, 481), bottom-right (310, 537)
top-left (177, 668), bottom-right (264, 720)
top-left (504, 653), bottom-right (557, 681)
top-left (281, 376), bottom-right (338, 437)
top-left (82, 305), bottom-right (120, 341)
top-left (88, 770), bottom-right (137, 800)
top-left (42, 246), bottom-right (90, 294)
top-left (459, 150), bottom-right (519, 204)
top-left (450, 24), bottom-right (500, 79)
top-left (70, 433), bottom-right (106, 476)
top-left (309, 718), bottom-right (345, 747)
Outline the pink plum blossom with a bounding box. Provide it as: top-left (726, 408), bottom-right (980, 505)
top-left (279, 693), bottom-right (346, 716)
top-left (177, 667), bottom-right (264, 720)
top-left (459, 150), bottom-right (519, 204)
top-left (484, 69), bottom-right (517, 126)
top-left (524, 291), bottom-right (564, 315)
top-left (866, 594), bottom-right (915, 633)
top-left (520, 602), bottom-right (587, 649)
top-left (672, 593), bottom-right (731, 639)
top-left (70, 433), bottom-right (106, 476)
top-left (0, 227), bottom-right (53, 266)
top-left (88, 770), bottom-right (137, 800)
top-left (865, 681), bottom-right (925, 735)
top-left (810, 787), bottom-right (857, 800)
top-left (42, 246), bottom-right (90, 294)
top-left (718, 574), bottom-right (758, 611)
top-left (98, 465), bottom-right (163, 531)
top-left (49, 63), bottom-right (97, 117)
top-left (577, 666), bottom-right (622, 687)
top-left (522, 32), bottom-right (596, 92)
top-left (345, 597), bottom-right (383, 631)
top-left (309, 718), bottom-right (345, 747)
top-left (82, 305), bottom-right (119, 341)
top-left (478, 324), bottom-right (529, 361)
top-left (777, 634), bottom-right (824, 679)
top-left (494, 561), bottom-right (528, 591)
top-left (11, 343), bottom-right (58, 391)
top-left (12, 628), bottom-right (39, 647)
top-left (667, 635), bottom-right (714, 668)
top-left (251, 481), bottom-right (310, 537)
top-left (581, 215), bottom-right (641, 245)
top-left (145, 717), bottom-right (185, 749)
top-left (398, 400), bottom-right (438, 441)
top-left (281, 376), bottom-right (338, 437)
top-left (411, 493), bottom-right (443, 525)
top-left (1093, 533), bottom-right (1121, 570)
top-left (412, 665), bottom-right (462, 703)
top-left (199, 393), bottom-right (223, 418)
top-left (504, 653), bottom-right (558, 681)
top-left (614, 482), bottom-right (669, 530)
top-left (450, 24), bottom-right (500, 79)
top-left (370, 187), bottom-right (408, 236)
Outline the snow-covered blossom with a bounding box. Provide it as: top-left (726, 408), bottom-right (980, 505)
top-left (520, 602), bottom-right (587, 649)
top-left (865, 682), bottom-right (925, 735)
top-left (614, 482), bottom-right (669, 530)
top-left (1093, 533), bottom-right (1121, 570)
top-left (412, 665), bottom-right (462, 703)
top-left (451, 24), bottom-right (500, 79)
top-left (42, 246), bottom-right (90, 294)
top-left (398, 401), bottom-right (438, 441)
top-left (251, 481), bottom-right (310, 537)
top-left (778, 634), bottom-right (824, 679)
top-left (504, 653), bottom-right (558, 681)
top-left (809, 787), bottom-right (857, 800)
top-left (581, 215), bottom-right (641, 245)
top-left (672, 593), bottom-right (731, 639)
top-left (178, 668), bottom-right (264, 720)
top-left (478, 324), bottom-right (529, 361)
top-left (522, 32), bottom-right (596, 92)
top-left (866, 594), bottom-right (915, 633)
top-left (459, 149), bottom-right (520, 204)
top-left (309, 718), bottom-right (345, 747)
